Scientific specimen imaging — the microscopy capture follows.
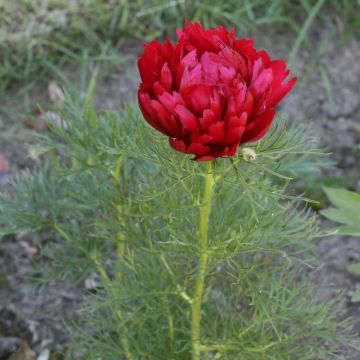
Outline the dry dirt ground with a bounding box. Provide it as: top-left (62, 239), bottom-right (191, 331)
top-left (0, 31), bottom-right (359, 359)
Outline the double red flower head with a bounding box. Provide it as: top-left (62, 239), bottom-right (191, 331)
top-left (138, 22), bottom-right (296, 161)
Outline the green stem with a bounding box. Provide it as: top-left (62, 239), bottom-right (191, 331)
top-left (198, 344), bottom-right (238, 352)
top-left (191, 161), bottom-right (215, 360)
top-left (113, 156), bottom-right (133, 360)
top-left (53, 157), bottom-right (133, 359)
top-left (93, 256), bottom-right (133, 359)
top-left (114, 156), bottom-right (125, 256)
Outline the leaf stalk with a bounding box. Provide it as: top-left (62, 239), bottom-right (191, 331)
top-left (191, 160), bottom-right (215, 360)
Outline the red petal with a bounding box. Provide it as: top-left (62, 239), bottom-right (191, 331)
top-left (234, 38), bottom-right (255, 55)
top-left (242, 109), bottom-right (276, 143)
top-left (180, 49), bottom-right (198, 67)
top-left (256, 50), bottom-right (271, 66)
top-left (224, 113), bottom-right (247, 145)
top-left (219, 66), bottom-right (236, 83)
top-left (223, 126), bottom-right (245, 145)
top-left (270, 59), bottom-right (287, 75)
top-left (167, 115), bottom-right (182, 137)
top-left (169, 138), bottom-right (187, 153)
top-left (138, 55), bottom-right (152, 85)
top-left (208, 121), bottom-right (225, 143)
top-left (200, 52), bottom-right (220, 83)
top-left (209, 89), bottom-right (223, 120)
top-left (250, 68), bottom-right (273, 98)
top-left (242, 92), bottom-right (254, 116)
top-left (228, 113), bottom-right (248, 128)
top-left (267, 77), bottom-right (297, 109)
top-left (188, 142), bottom-right (209, 156)
top-left (151, 100), bottom-right (183, 137)
top-left (174, 105), bottom-right (199, 133)
top-left (224, 84), bottom-right (246, 120)
top-left (185, 22), bottom-right (219, 53)
top-left (194, 144), bottom-right (228, 160)
top-left (251, 58), bottom-right (264, 82)
top-left (158, 92), bottom-right (177, 112)
top-left (194, 134), bottom-right (213, 144)
top-left (158, 91), bottom-right (184, 113)
top-left (160, 63), bottom-right (172, 92)
top-left (193, 154), bottom-right (216, 161)
top-left (138, 40), bottom-right (166, 86)
top-left (182, 84), bottom-right (211, 115)
top-left (224, 96), bottom-right (237, 120)
top-left (265, 60), bottom-right (297, 108)
top-left (200, 109), bottom-right (216, 131)
top-left (227, 142), bottom-right (240, 156)
top-left (153, 82), bottom-right (166, 98)
top-left (138, 92), bottom-right (167, 134)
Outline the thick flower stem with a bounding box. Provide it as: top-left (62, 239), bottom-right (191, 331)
top-left (191, 161), bottom-right (215, 360)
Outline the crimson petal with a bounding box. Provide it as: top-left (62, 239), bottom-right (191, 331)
top-left (242, 109), bottom-right (276, 143)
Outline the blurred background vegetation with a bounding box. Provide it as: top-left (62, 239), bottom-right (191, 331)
top-left (0, 0), bottom-right (359, 92)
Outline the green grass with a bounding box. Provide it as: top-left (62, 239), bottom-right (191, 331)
top-left (1, 0), bottom-right (359, 94)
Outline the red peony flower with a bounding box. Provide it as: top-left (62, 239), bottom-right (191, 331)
top-left (138, 22), bottom-right (296, 161)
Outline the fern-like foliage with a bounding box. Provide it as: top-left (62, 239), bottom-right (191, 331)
top-left (0, 95), bottom-right (356, 359)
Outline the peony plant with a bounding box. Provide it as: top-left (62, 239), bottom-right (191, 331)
top-left (0, 22), bottom-right (355, 360)
top-left (138, 22), bottom-right (297, 359)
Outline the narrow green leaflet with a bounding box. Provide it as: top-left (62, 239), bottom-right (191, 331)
top-left (321, 187), bottom-right (360, 234)
top-left (323, 187), bottom-right (360, 216)
top-left (321, 208), bottom-right (360, 227)
top-left (348, 263), bottom-right (360, 275)
top-left (338, 225), bottom-right (360, 236)
top-left (351, 287), bottom-right (360, 302)
top-left (323, 188), bottom-right (360, 305)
